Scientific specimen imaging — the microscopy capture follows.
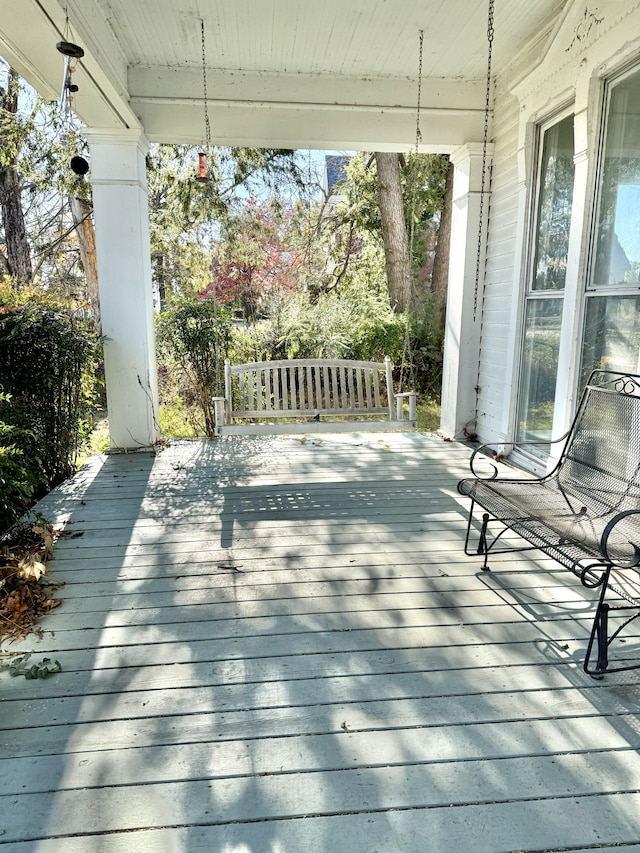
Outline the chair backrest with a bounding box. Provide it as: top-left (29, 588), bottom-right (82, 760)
top-left (558, 370), bottom-right (640, 514)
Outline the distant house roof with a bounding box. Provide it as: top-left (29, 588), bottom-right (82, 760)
top-left (323, 155), bottom-right (350, 195)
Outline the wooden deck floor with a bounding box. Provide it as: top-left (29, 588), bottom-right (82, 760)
top-left (2, 432), bottom-right (640, 852)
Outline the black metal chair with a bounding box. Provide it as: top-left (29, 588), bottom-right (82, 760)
top-left (458, 369), bottom-right (640, 676)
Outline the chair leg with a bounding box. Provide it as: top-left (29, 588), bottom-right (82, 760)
top-left (596, 602), bottom-right (610, 672)
top-left (584, 570), bottom-right (610, 676)
top-left (479, 513), bottom-right (491, 570)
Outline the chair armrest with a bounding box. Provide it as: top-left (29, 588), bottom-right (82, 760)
top-left (467, 431), bottom-right (571, 480)
top-left (600, 510), bottom-right (640, 568)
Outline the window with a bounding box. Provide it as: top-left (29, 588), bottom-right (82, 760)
top-left (517, 114), bottom-right (575, 445)
top-left (580, 66), bottom-right (640, 385)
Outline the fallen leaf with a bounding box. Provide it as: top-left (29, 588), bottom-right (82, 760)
top-left (33, 525), bottom-right (55, 556)
top-left (17, 554), bottom-right (47, 582)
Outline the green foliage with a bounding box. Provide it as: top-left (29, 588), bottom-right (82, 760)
top-left (416, 396), bottom-right (441, 432)
top-left (0, 305), bottom-right (99, 507)
top-left (156, 297), bottom-right (233, 437)
top-left (6, 654), bottom-right (62, 679)
top-left (231, 282), bottom-right (406, 363)
top-left (224, 280), bottom-right (444, 399)
top-left (408, 295), bottom-right (445, 398)
top-left (159, 400), bottom-right (198, 439)
top-left (340, 152), bottom-right (448, 235)
top-left (0, 393), bottom-right (37, 532)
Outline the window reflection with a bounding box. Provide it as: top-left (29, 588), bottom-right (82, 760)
top-left (532, 117), bottom-right (575, 291)
top-left (592, 75), bottom-right (640, 287)
top-left (517, 114), bottom-right (574, 451)
top-left (581, 67), bottom-right (640, 383)
top-left (581, 295), bottom-right (640, 387)
top-left (518, 299), bottom-right (563, 444)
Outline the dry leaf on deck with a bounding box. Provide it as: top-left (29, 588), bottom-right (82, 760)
top-left (17, 554), bottom-right (47, 582)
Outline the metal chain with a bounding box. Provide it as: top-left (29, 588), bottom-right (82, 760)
top-left (473, 0), bottom-right (495, 322)
top-left (400, 29), bottom-right (424, 394)
top-left (306, 148), bottom-right (313, 290)
top-left (201, 19), bottom-right (212, 150)
top-left (407, 29), bottom-right (423, 271)
top-left (414, 29), bottom-right (424, 155)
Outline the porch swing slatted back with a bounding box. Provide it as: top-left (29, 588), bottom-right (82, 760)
top-left (232, 358), bottom-right (388, 418)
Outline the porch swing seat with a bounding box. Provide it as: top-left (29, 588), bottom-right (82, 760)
top-left (212, 356), bottom-right (417, 435)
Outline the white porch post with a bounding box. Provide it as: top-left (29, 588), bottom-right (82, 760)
top-left (84, 128), bottom-right (159, 450)
top-left (440, 142), bottom-right (493, 440)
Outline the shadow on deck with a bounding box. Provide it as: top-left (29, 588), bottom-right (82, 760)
top-left (1, 433), bottom-right (640, 852)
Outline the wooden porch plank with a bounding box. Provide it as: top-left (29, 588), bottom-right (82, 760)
top-left (44, 552), bottom-right (562, 586)
top-left (8, 796), bottom-right (640, 853)
top-left (38, 584), bottom-right (595, 624)
top-left (34, 561), bottom-right (569, 604)
top-left (3, 752), bottom-right (640, 844)
top-left (2, 598), bottom-right (600, 653)
top-left (2, 674), bottom-right (627, 743)
top-left (0, 635), bottom-right (598, 705)
top-left (0, 609), bottom-right (596, 658)
top-left (4, 715), bottom-right (639, 797)
top-left (0, 638), bottom-right (601, 710)
top-left (36, 587), bottom-right (597, 633)
top-left (44, 530), bottom-right (537, 565)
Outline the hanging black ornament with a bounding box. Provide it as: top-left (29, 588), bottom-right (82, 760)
top-left (56, 40), bottom-right (84, 59)
top-left (70, 155), bottom-right (89, 175)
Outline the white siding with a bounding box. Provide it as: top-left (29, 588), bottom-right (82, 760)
top-left (475, 88), bottom-right (522, 442)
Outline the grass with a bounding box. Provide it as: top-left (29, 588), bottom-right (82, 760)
top-left (416, 396), bottom-right (441, 432)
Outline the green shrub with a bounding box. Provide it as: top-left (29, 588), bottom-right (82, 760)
top-left (0, 394), bottom-right (37, 532)
top-left (156, 297), bottom-right (233, 437)
top-left (0, 308), bottom-right (99, 503)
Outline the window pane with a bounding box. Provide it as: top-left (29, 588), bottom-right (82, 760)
top-left (531, 115), bottom-right (575, 291)
top-left (517, 298), bottom-right (563, 443)
top-left (580, 295), bottom-right (640, 386)
top-left (592, 70), bottom-right (640, 286)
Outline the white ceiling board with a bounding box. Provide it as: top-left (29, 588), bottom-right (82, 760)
top-left (2, 0), bottom-right (570, 149)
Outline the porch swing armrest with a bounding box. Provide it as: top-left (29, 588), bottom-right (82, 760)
top-left (211, 396), bottom-right (229, 436)
top-left (394, 390), bottom-right (417, 423)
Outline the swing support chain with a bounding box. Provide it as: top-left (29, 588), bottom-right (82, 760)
top-left (473, 0), bottom-right (495, 322)
top-left (399, 28), bottom-right (424, 397)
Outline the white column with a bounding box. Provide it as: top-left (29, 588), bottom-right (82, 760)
top-left (440, 142), bottom-right (494, 440)
top-left (83, 128), bottom-right (159, 450)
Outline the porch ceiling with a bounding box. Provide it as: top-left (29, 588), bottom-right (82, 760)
top-left (2, 0), bottom-right (568, 151)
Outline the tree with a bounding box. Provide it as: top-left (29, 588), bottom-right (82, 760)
top-left (430, 158), bottom-right (453, 329)
top-left (0, 62), bottom-right (98, 318)
top-left (0, 67), bottom-right (33, 285)
top-left (70, 196), bottom-right (100, 330)
top-left (317, 151), bottom-right (449, 314)
top-left (199, 201), bottom-right (302, 321)
top-left (375, 152), bottom-right (412, 311)
top-left (147, 145), bottom-right (305, 306)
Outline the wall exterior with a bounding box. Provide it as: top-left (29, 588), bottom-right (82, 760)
top-left (472, 0), bottom-right (640, 454)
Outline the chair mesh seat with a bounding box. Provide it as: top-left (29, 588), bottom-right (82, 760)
top-left (458, 475), bottom-right (640, 570)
